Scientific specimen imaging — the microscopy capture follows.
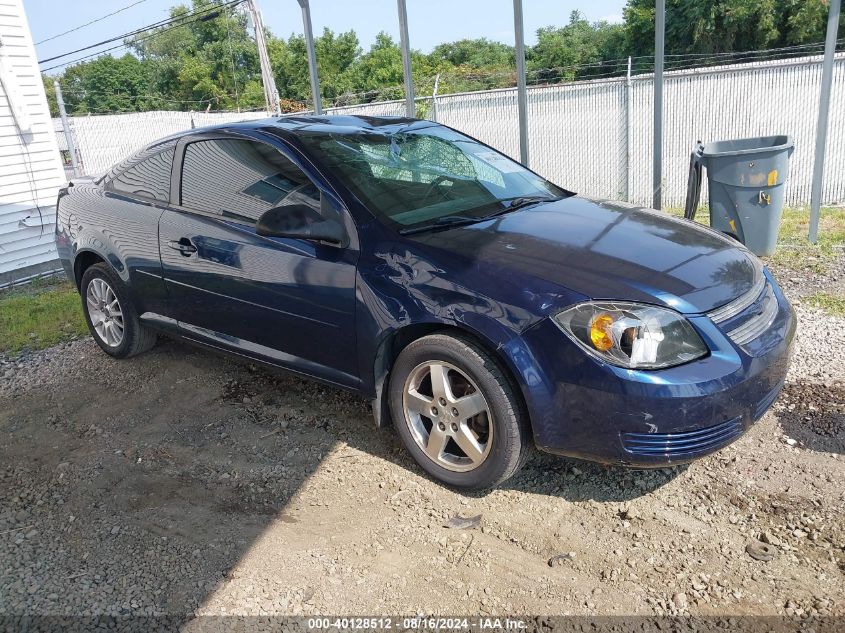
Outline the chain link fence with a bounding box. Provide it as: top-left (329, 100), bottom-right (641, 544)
top-left (55, 53), bottom-right (845, 207)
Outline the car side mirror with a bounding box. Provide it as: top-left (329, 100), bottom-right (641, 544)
top-left (255, 203), bottom-right (345, 245)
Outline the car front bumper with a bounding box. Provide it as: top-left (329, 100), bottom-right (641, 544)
top-left (511, 271), bottom-right (796, 467)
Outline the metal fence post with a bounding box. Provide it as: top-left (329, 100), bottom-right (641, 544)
top-left (54, 80), bottom-right (80, 177)
top-left (296, 0), bottom-right (322, 115)
top-left (626, 56), bottom-right (633, 202)
top-left (397, 0), bottom-right (415, 117)
top-left (431, 73), bottom-right (440, 122)
top-left (513, 0), bottom-right (529, 166)
top-left (653, 0), bottom-right (665, 209)
top-left (809, 0), bottom-right (841, 243)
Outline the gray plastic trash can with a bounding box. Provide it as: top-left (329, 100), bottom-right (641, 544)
top-left (684, 135), bottom-right (794, 257)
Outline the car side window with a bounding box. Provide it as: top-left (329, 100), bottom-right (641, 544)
top-left (108, 147), bottom-right (174, 202)
top-left (180, 138), bottom-right (321, 224)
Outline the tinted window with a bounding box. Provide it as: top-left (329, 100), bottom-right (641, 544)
top-left (109, 147), bottom-right (174, 202)
top-left (180, 139), bottom-right (320, 224)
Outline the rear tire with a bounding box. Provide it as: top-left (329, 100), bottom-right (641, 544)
top-left (80, 263), bottom-right (156, 358)
top-left (388, 332), bottom-right (531, 489)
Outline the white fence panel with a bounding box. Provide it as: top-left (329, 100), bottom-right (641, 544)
top-left (52, 54), bottom-right (845, 207)
top-left (326, 99), bottom-right (409, 118)
top-left (529, 79), bottom-right (628, 201)
top-left (54, 110), bottom-right (270, 176)
top-left (436, 87), bottom-right (521, 161)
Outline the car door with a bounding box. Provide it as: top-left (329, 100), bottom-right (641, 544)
top-left (97, 141), bottom-right (176, 319)
top-left (158, 133), bottom-right (360, 387)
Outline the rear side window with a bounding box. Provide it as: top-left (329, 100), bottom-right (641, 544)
top-left (108, 147), bottom-right (174, 202)
top-left (180, 139), bottom-right (320, 224)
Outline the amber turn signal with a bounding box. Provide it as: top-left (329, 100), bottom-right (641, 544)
top-left (589, 314), bottom-right (614, 351)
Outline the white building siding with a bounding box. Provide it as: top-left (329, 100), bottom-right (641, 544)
top-left (0, 0), bottom-right (65, 283)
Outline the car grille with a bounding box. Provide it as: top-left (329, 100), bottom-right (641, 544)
top-left (621, 417), bottom-right (743, 457)
top-left (708, 277), bottom-right (778, 347)
top-left (707, 275), bottom-right (766, 324)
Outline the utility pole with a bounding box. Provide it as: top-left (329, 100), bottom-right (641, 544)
top-left (297, 0), bottom-right (322, 115)
top-left (245, 0), bottom-right (280, 115)
top-left (809, 0), bottom-right (841, 243)
top-left (54, 80), bottom-right (80, 177)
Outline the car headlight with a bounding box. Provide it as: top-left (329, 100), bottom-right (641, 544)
top-left (553, 302), bottom-right (708, 369)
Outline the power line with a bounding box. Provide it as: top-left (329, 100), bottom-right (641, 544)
top-left (38, 0), bottom-right (243, 66)
top-left (60, 90), bottom-right (233, 103)
top-left (40, 1), bottom-right (245, 73)
top-left (35, 0), bottom-right (150, 46)
top-left (663, 38), bottom-right (843, 60)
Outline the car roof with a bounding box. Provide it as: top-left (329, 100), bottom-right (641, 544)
top-left (124, 115), bottom-right (439, 175)
top-left (165, 114), bottom-right (431, 142)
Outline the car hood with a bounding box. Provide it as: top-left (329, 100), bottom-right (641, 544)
top-left (409, 196), bottom-right (760, 315)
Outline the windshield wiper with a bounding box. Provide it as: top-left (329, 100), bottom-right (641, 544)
top-left (398, 215), bottom-right (483, 235)
top-left (482, 195), bottom-right (559, 218)
top-left (398, 196), bottom-right (561, 236)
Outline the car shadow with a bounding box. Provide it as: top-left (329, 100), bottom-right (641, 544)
top-left (494, 454), bottom-right (684, 502)
top-left (178, 339), bottom-right (684, 506)
top-left (772, 381), bottom-right (845, 455)
top-left (0, 337), bottom-right (680, 624)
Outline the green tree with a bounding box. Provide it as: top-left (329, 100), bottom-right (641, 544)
top-left (343, 32), bottom-right (405, 102)
top-left (530, 11), bottom-right (627, 81)
top-left (429, 38), bottom-right (514, 68)
top-left (623, 0), bottom-right (844, 58)
top-left (43, 76), bottom-right (58, 118)
top-left (54, 54), bottom-right (153, 114)
top-left (315, 28), bottom-right (360, 100)
top-left (130, 0), bottom-right (264, 110)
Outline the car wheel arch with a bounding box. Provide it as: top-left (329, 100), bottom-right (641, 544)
top-left (73, 250), bottom-right (108, 290)
top-left (370, 322), bottom-right (530, 435)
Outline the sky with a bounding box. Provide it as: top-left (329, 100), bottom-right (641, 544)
top-left (25, 0), bottom-right (627, 74)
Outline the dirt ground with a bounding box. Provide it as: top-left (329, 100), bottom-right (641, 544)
top-left (0, 274), bottom-right (843, 623)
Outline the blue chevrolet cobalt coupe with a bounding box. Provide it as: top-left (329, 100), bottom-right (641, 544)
top-left (56, 116), bottom-right (795, 489)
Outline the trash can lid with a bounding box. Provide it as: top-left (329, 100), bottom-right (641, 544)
top-left (701, 135), bottom-right (793, 158)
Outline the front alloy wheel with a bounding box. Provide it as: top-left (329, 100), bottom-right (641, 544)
top-left (403, 361), bottom-right (492, 472)
top-left (389, 333), bottom-right (531, 489)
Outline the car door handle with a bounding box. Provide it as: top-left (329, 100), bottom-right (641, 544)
top-left (167, 238), bottom-right (197, 256)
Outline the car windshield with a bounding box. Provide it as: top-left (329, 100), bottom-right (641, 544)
top-left (298, 123), bottom-right (568, 229)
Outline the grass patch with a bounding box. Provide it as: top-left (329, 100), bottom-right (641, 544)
top-left (767, 207), bottom-right (845, 274)
top-left (804, 292), bottom-right (845, 317)
top-left (665, 206), bottom-right (845, 275)
top-left (0, 278), bottom-right (88, 356)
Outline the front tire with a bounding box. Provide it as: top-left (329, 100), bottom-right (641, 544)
top-left (80, 263), bottom-right (156, 358)
top-left (388, 333), bottom-right (531, 489)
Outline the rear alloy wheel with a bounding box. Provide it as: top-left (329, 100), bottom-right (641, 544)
top-left (389, 333), bottom-right (531, 489)
top-left (86, 277), bottom-right (124, 348)
top-left (80, 263), bottom-right (157, 358)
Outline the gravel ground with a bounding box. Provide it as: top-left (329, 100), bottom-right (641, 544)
top-left (0, 263), bottom-right (843, 622)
